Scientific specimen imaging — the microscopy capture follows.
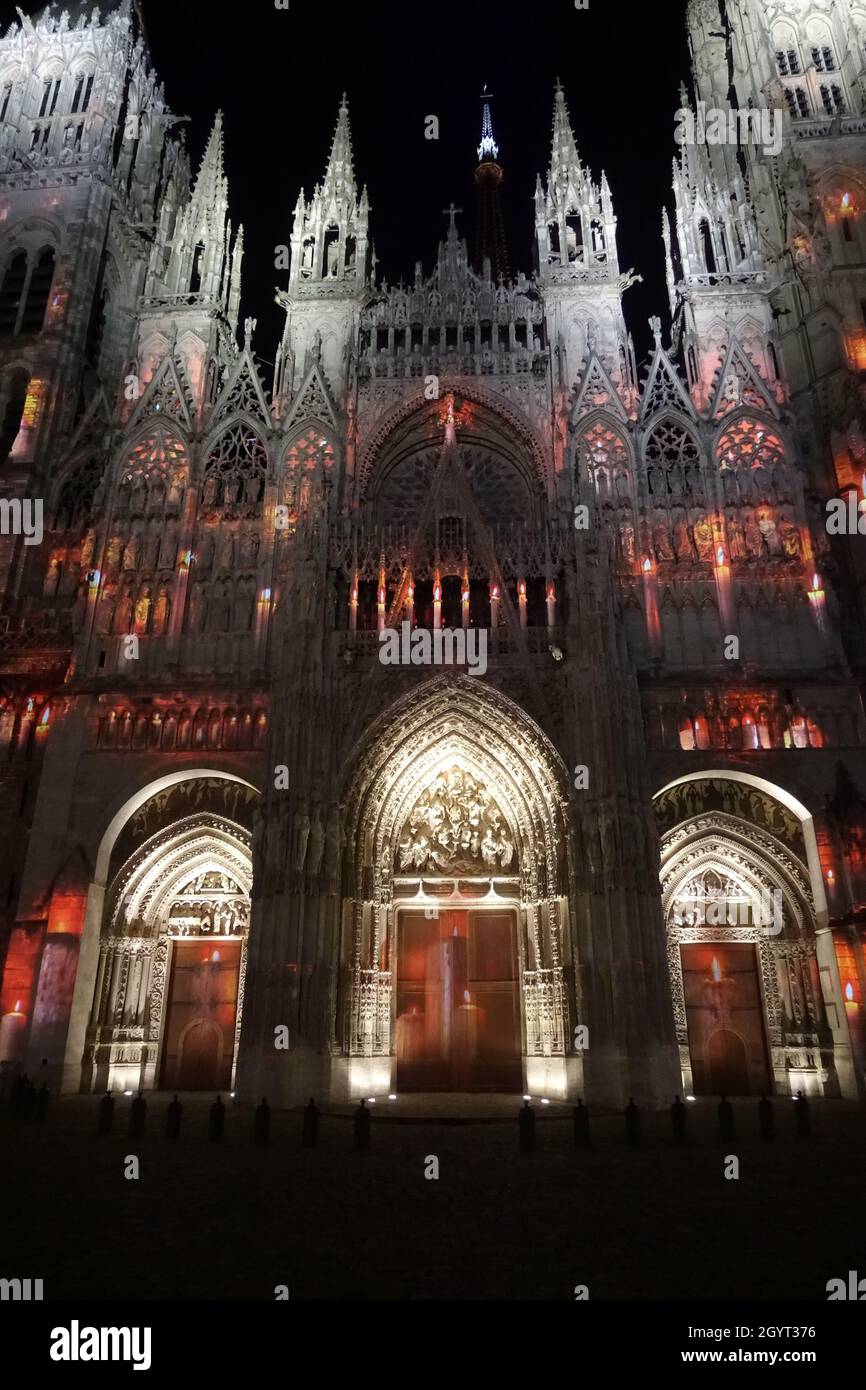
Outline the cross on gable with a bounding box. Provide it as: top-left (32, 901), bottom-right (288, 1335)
top-left (442, 202), bottom-right (463, 232)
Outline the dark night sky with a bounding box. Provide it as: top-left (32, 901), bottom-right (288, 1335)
top-left (13, 0), bottom-right (695, 371)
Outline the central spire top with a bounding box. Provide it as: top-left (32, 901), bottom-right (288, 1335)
top-left (477, 84), bottom-right (499, 162)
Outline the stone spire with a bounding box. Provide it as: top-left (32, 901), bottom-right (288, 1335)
top-left (535, 81), bottom-right (619, 279)
top-left (473, 85), bottom-right (510, 282)
top-left (321, 93), bottom-right (357, 208)
top-left (547, 80), bottom-right (582, 206)
top-left (286, 94), bottom-right (370, 288)
top-left (145, 108), bottom-right (242, 339)
top-left (190, 108), bottom-right (228, 215)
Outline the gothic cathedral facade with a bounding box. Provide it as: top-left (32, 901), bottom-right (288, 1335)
top-left (0, 0), bottom-right (865, 1108)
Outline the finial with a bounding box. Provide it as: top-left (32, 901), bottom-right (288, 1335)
top-left (441, 202), bottom-right (463, 235)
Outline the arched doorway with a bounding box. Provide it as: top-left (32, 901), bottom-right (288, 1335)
top-left (340, 677), bottom-right (572, 1099)
top-left (655, 773), bottom-right (848, 1097)
top-left (81, 776), bottom-right (257, 1093)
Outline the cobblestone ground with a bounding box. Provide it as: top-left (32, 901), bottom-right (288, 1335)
top-left (1, 1095), bottom-right (863, 1301)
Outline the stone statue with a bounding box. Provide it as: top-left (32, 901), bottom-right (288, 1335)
top-left (757, 511), bottom-right (782, 557)
top-left (293, 806), bottom-right (311, 873)
top-left (652, 522), bottom-right (674, 563)
top-left (778, 513), bottom-right (800, 558)
top-left (693, 516), bottom-right (715, 563)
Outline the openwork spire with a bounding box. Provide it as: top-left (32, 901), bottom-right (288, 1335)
top-left (473, 84), bottom-right (510, 282)
top-left (477, 84), bottom-right (499, 162)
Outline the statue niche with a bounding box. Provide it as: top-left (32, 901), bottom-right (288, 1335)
top-left (397, 766), bottom-right (516, 874)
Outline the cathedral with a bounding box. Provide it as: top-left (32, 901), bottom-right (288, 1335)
top-left (0, 0), bottom-right (865, 1112)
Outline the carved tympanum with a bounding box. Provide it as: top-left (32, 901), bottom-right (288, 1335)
top-left (396, 766), bottom-right (515, 874)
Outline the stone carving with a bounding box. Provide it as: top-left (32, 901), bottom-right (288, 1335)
top-left (397, 766), bottom-right (515, 873)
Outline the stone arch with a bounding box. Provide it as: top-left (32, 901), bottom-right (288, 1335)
top-left (344, 676), bottom-right (570, 899)
top-left (654, 771), bottom-right (855, 1097)
top-left (61, 769), bottom-right (260, 1093)
top-left (339, 676), bottom-right (573, 1097)
top-left (357, 387), bottom-right (549, 501)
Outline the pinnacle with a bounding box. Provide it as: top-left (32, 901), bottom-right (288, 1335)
top-left (192, 109), bottom-right (227, 208)
top-left (322, 94), bottom-right (357, 202)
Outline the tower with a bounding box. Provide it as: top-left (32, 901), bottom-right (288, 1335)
top-left (535, 82), bottom-right (636, 399)
top-left (473, 85), bottom-right (510, 282)
top-left (665, 94), bottom-right (780, 413)
top-left (140, 108), bottom-right (244, 418)
top-left (682, 0), bottom-right (866, 491)
top-left (275, 95), bottom-right (370, 407)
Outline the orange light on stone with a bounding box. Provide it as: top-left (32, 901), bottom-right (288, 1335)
top-left (846, 331), bottom-right (866, 372)
top-left (47, 891), bottom-right (86, 936)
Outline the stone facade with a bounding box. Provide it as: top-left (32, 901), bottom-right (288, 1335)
top-left (0, 0), bottom-right (864, 1108)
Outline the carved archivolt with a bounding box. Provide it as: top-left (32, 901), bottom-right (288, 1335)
top-left (343, 675), bottom-right (570, 904)
top-left (659, 806), bottom-right (819, 1050)
top-left (93, 812), bottom-right (254, 1067)
top-left (106, 813), bottom-right (253, 937)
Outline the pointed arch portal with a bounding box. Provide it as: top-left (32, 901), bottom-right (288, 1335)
top-left (63, 771), bottom-right (258, 1094)
top-left (340, 676), bottom-right (573, 1097)
top-left (655, 771), bottom-right (856, 1098)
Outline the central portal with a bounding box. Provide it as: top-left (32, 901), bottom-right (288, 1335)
top-left (395, 908), bottom-right (521, 1091)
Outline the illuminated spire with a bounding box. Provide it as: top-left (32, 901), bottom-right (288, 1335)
top-left (474, 83), bottom-right (509, 282)
top-left (477, 84), bottom-right (499, 162)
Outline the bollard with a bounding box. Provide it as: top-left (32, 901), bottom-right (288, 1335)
top-left (34, 1084), bottom-right (49, 1123)
top-left (758, 1095), bottom-right (775, 1140)
top-left (717, 1095), bottom-right (736, 1141)
top-left (573, 1098), bottom-right (590, 1148)
top-left (97, 1091), bottom-right (115, 1134)
top-left (519, 1098), bottom-right (536, 1151)
top-left (209, 1094), bottom-right (225, 1142)
top-left (129, 1091), bottom-right (147, 1138)
top-left (165, 1094), bottom-right (182, 1140)
top-left (302, 1097), bottom-right (319, 1148)
top-left (625, 1097), bottom-right (640, 1148)
top-left (254, 1097), bottom-right (271, 1145)
top-left (794, 1090), bottom-right (812, 1138)
top-left (353, 1098), bottom-right (371, 1150)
